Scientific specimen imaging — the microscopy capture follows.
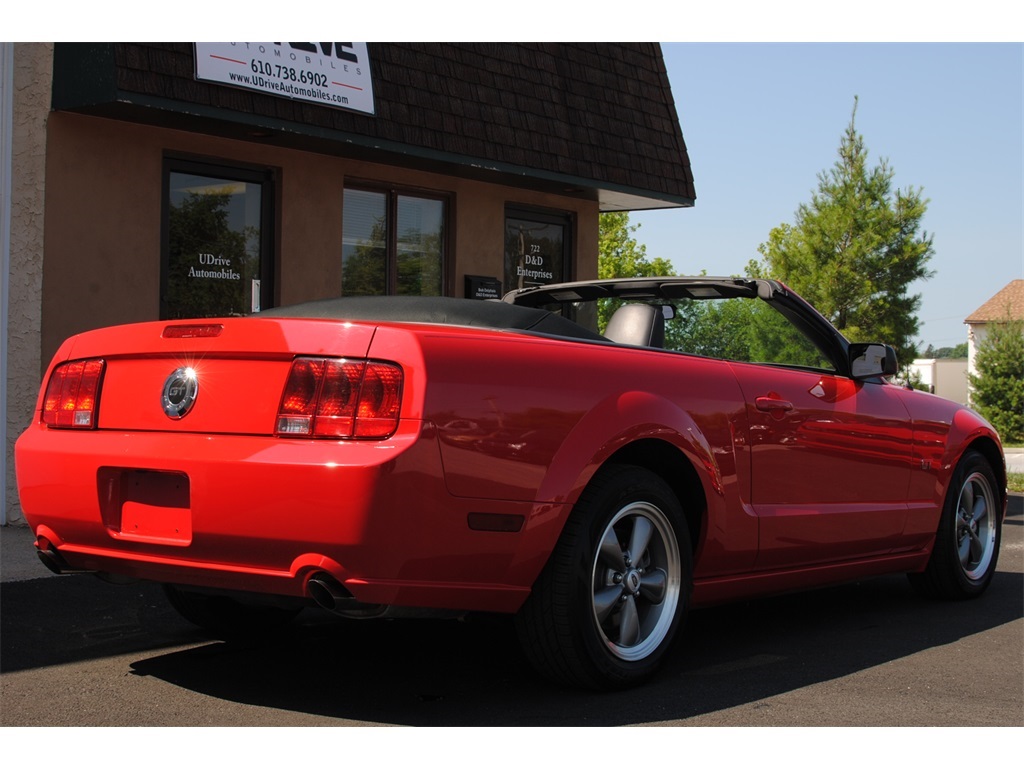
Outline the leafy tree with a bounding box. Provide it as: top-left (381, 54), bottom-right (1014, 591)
top-left (748, 98), bottom-right (934, 366)
top-left (598, 212), bottom-right (675, 280)
top-left (671, 299), bottom-right (753, 360)
top-left (969, 318), bottom-right (1024, 442)
top-left (597, 212), bottom-right (676, 332)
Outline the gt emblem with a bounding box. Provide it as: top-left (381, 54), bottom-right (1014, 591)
top-left (162, 367), bottom-right (199, 419)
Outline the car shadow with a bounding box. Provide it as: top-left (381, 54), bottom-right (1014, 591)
top-left (4, 567), bottom-right (1015, 726)
top-left (0, 576), bottom-right (204, 673)
top-left (118, 571), bottom-right (1021, 726)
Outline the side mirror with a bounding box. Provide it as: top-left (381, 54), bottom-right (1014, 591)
top-left (849, 343), bottom-right (898, 379)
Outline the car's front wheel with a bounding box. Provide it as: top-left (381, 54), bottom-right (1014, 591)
top-left (515, 464), bottom-right (692, 689)
top-left (908, 449), bottom-right (1002, 599)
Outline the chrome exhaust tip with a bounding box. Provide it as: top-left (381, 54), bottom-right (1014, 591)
top-left (306, 572), bottom-right (387, 619)
top-left (307, 572), bottom-right (350, 611)
top-left (35, 540), bottom-right (93, 575)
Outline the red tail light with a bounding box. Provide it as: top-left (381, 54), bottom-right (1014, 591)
top-left (276, 358), bottom-right (403, 439)
top-left (42, 359), bottom-right (106, 429)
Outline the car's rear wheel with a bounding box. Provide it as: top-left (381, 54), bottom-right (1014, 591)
top-left (908, 449), bottom-right (1002, 599)
top-left (515, 464), bottom-right (691, 689)
top-left (164, 584), bottom-right (303, 638)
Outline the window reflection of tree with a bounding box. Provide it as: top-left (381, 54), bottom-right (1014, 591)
top-left (167, 191), bottom-right (256, 319)
top-left (398, 225), bottom-right (442, 296)
top-left (343, 210), bottom-right (444, 297)
top-left (342, 215), bottom-right (388, 296)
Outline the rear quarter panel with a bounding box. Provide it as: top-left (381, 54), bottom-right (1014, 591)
top-left (407, 331), bottom-right (759, 577)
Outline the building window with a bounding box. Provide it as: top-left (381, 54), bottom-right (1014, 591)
top-left (504, 207), bottom-right (571, 292)
top-left (162, 159), bottom-right (275, 319)
top-left (342, 186), bottom-right (446, 296)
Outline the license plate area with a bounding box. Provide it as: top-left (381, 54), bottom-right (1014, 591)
top-left (98, 468), bottom-right (192, 546)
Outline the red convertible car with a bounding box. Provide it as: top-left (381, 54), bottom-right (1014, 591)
top-left (15, 277), bottom-right (1006, 689)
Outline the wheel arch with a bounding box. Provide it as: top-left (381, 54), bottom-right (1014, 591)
top-left (603, 439), bottom-right (706, 559)
top-left (962, 436), bottom-right (1008, 510)
top-left (511, 391), bottom-right (731, 597)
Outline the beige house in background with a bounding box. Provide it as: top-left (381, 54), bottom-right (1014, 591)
top-left (964, 279), bottom-right (1024, 405)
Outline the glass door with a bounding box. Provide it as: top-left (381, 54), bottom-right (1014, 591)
top-left (504, 207), bottom-right (571, 292)
top-left (162, 160), bottom-right (274, 319)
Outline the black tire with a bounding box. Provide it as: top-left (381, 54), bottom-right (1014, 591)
top-left (908, 450), bottom-right (1002, 600)
top-left (164, 584), bottom-right (302, 639)
top-left (515, 464), bottom-right (692, 690)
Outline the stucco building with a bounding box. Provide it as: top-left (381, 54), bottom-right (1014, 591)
top-left (2, 42), bottom-right (695, 524)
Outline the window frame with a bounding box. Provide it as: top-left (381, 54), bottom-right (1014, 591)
top-left (342, 182), bottom-right (451, 297)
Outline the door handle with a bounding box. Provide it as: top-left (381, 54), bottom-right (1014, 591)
top-left (755, 396), bottom-right (794, 413)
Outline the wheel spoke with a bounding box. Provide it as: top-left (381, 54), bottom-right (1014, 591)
top-left (962, 528), bottom-right (978, 569)
top-left (599, 527), bottom-right (625, 570)
top-left (959, 482), bottom-right (975, 522)
top-left (972, 491), bottom-right (988, 525)
top-left (967, 525), bottom-right (985, 563)
top-left (639, 567), bottom-right (668, 604)
top-left (627, 516), bottom-right (654, 566)
top-left (594, 585), bottom-right (623, 624)
top-left (618, 595), bottom-right (640, 647)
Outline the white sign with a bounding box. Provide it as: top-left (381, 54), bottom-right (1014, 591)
top-left (195, 43), bottom-right (374, 115)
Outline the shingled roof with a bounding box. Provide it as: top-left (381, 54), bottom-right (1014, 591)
top-left (965, 280), bottom-right (1024, 324)
top-left (52, 43), bottom-right (695, 211)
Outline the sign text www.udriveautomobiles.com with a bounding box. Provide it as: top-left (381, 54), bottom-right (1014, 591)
top-left (194, 43), bottom-right (375, 115)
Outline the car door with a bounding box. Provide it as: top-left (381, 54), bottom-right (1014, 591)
top-left (725, 301), bottom-right (914, 570)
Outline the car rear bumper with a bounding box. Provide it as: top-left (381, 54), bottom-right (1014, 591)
top-left (15, 421), bottom-right (539, 613)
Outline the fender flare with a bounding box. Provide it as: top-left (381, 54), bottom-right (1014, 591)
top-left (506, 390), bottom-right (728, 590)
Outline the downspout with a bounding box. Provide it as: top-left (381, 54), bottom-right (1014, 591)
top-left (1, 43), bottom-right (13, 525)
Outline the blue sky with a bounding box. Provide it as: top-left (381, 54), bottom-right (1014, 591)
top-left (633, 43), bottom-right (1023, 352)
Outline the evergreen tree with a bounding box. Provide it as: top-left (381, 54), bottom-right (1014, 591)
top-left (749, 99), bottom-right (934, 366)
top-left (969, 318), bottom-right (1024, 442)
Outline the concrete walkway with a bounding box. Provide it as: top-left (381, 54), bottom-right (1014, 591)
top-left (1005, 447), bottom-right (1024, 474)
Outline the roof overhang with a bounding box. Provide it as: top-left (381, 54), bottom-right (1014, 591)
top-left (56, 94), bottom-right (693, 212)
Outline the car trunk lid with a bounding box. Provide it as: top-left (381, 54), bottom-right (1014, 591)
top-left (58, 317), bottom-right (377, 436)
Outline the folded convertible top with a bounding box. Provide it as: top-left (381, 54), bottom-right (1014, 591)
top-left (259, 295), bottom-right (606, 342)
